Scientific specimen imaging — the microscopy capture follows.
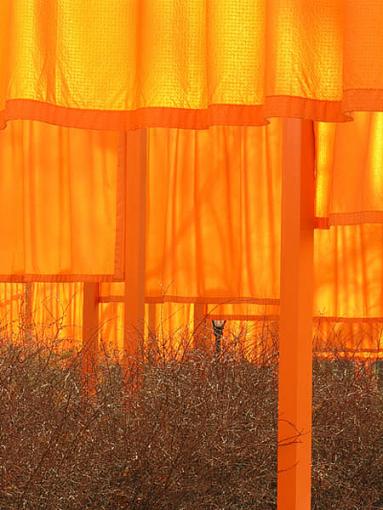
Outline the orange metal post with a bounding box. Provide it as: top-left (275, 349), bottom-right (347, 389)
top-left (82, 282), bottom-right (100, 392)
top-left (277, 119), bottom-right (315, 510)
top-left (122, 130), bottom-right (147, 362)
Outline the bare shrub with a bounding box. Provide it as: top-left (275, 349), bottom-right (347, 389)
top-left (0, 331), bottom-right (382, 509)
top-left (312, 355), bottom-right (383, 510)
top-left (0, 338), bottom-right (277, 510)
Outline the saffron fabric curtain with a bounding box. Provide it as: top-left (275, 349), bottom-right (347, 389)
top-left (0, 121), bottom-right (123, 280)
top-left (1, 117), bottom-right (383, 318)
top-left (145, 124), bottom-right (282, 303)
top-left (316, 113), bottom-right (383, 226)
top-left (1, 0), bottom-right (383, 353)
top-left (2, 0), bottom-right (383, 129)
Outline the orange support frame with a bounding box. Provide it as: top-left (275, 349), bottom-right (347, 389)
top-left (121, 130), bottom-right (147, 361)
top-left (82, 130), bottom-right (147, 384)
top-left (277, 119), bottom-right (315, 509)
top-left (82, 282), bottom-right (100, 392)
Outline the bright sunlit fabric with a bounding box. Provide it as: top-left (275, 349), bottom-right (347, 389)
top-left (142, 121), bottom-right (383, 311)
top-left (1, 0), bottom-right (383, 357)
top-left (316, 113), bottom-right (383, 226)
top-left (2, 1), bottom-right (383, 129)
top-left (145, 124), bottom-right (282, 303)
top-left (0, 121), bottom-right (123, 280)
top-left (0, 117), bottom-right (382, 320)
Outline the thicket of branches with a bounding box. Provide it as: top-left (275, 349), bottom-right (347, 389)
top-left (0, 332), bottom-right (382, 509)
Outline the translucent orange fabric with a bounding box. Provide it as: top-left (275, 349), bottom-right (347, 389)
top-left (1, 117), bottom-right (382, 314)
top-left (1, 0), bottom-right (383, 356)
top-left (0, 121), bottom-right (123, 280)
top-left (2, 1), bottom-right (383, 129)
top-left (316, 113), bottom-right (383, 226)
top-left (144, 119), bottom-right (383, 317)
top-left (145, 125), bottom-right (282, 303)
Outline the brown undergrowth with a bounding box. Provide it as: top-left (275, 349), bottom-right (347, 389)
top-left (0, 332), bottom-right (382, 509)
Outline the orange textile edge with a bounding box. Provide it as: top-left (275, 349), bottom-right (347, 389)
top-left (208, 313), bottom-right (383, 323)
top-left (0, 274), bottom-right (124, 283)
top-left (3, 91), bottom-right (383, 130)
top-left (0, 121), bottom-right (127, 284)
top-left (99, 295), bottom-right (280, 305)
top-left (315, 212), bottom-right (383, 229)
top-left (324, 211), bottom-right (383, 226)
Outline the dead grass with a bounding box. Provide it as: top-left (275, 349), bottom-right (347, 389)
top-left (312, 357), bottom-right (383, 510)
top-left (0, 334), bottom-right (382, 509)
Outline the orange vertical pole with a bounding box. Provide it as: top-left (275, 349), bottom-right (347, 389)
top-left (121, 129), bottom-right (147, 365)
top-left (277, 119), bottom-right (315, 510)
top-left (82, 282), bottom-right (99, 393)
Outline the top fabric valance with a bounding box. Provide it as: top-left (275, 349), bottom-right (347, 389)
top-left (2, 0), bottom-right (383, 130)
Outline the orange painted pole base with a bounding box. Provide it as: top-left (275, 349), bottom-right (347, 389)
top-left (81, 282), bottom-right (99, 395)
top-left (277, 119), bottom-right (315, 510)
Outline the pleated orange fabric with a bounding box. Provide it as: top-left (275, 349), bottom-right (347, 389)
top-left (0, 121), bottom-right (123, 280)
top-left (145, 125), bottom-right (282, 303)
top-left (2, 1), bottom-right (383, 129)
top-left (0, 0), bottom-right (383, 358)
top-left (316, 113), bottom-right (383, 226)
top-left (0, 118), bottom-right (382, 324)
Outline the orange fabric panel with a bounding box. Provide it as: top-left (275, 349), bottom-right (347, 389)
top-left (315, 225), bottom-right (383, 319)
top-left (314, 317), bottom-right (383, 359)
top-left (0, 121), bottom-right (123, 280)
top-left (0, 117), bottom-right (382, 311)
top-left (316, 113), bottom-right (383, 225)
top-left (100, 123), bottom-right (282, 303)
top-left (145, 124), bottom-right (282, 302)
top-left (99, 302), bottom-right (124, 356)
top-left (2, 1), bottom-right (383, 129)
top-left (207, 224), bottom-right (383, 321)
